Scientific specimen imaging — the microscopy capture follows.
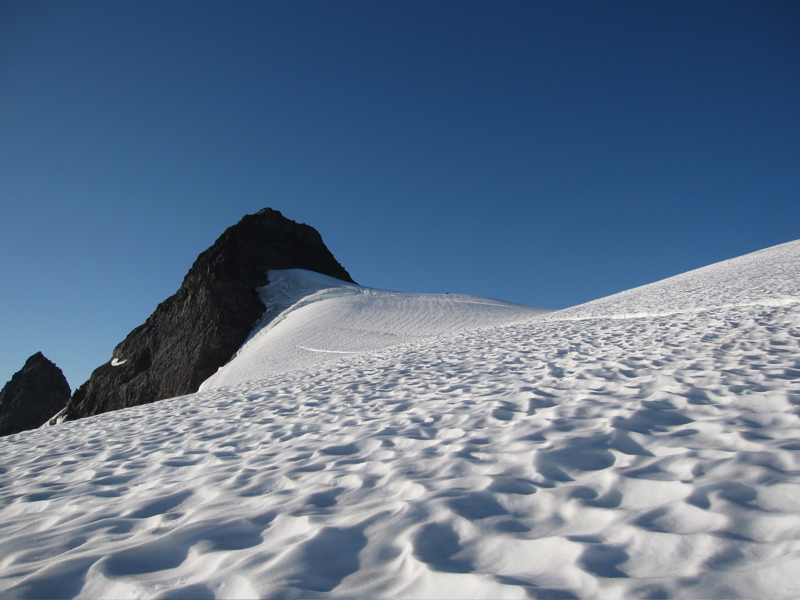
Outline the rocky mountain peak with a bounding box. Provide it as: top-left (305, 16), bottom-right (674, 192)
top-left (63, 208), bottom-right (354, 421)
top-left (0, 352), bottom-right (71, 436)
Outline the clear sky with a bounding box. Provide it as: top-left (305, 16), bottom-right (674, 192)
top-left (2, 0), bottom-right (798, 390)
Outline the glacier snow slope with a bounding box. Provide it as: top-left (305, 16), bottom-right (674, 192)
top-left (201, 269), bottom-right (550, 390)
top-left (1, 240), bottom-right (799, 599)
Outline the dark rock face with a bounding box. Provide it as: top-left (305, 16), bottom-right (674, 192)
top-left (0, 352), bottom-right (71, 436)
top-left (64, 208), bottom-right (354, 421)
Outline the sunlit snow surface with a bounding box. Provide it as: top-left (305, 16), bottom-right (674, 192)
top-left (201, 269), bottom-right (549, 390)
top-left (2, 242), bottom-right (800, 599)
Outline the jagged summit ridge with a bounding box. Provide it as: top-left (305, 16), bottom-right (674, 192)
top-left (63, 208), bottom-right (354, 421)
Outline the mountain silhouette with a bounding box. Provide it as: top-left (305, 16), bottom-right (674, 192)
top-left (63, 208), bottom-right (353, 421)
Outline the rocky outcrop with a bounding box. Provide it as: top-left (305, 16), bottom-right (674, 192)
top-left (64, 208), bottom-right (354, 421)
top-left (0, 352), bottom-right (71, 436)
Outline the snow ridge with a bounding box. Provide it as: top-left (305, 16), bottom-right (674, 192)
top-left (549, 239), bottom-right (800, 321)
top-left (201, 268), bottom-right (548, 390)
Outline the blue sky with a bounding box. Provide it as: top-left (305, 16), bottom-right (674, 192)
top-left (1, 0), bottom-right (798, 390)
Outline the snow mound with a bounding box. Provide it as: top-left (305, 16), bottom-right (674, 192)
top-left (200, 268), bottom-right (549, 390)
top-left (1, 240), bottom-right (800, 599)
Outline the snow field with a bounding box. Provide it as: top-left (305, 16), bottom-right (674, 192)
top-left (0, 241), bottom-right (799, 599)
top-left (550, 239), bottom-right (800, 321)
top-left (201, 269), bottom-right (549, 390)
